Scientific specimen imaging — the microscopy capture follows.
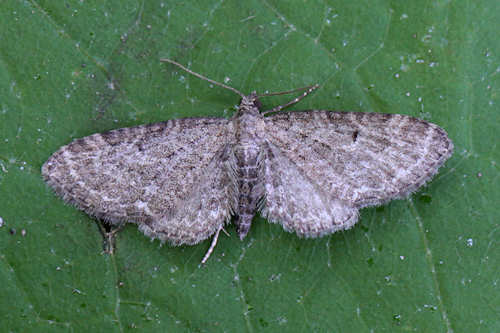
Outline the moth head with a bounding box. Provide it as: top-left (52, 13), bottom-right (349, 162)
top-left (239, 92), bottom-right (263, 111)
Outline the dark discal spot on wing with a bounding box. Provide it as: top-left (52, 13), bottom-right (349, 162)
top-left (352, 130), bottom-right (359, 142)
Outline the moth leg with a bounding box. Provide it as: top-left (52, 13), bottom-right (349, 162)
top-left (200, 226), bottom-right (223, 265)
top-left (95, 221), bottom-right (126, 255)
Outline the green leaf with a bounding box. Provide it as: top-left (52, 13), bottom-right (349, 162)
top-left (1, 0), bottom-right (498, 332)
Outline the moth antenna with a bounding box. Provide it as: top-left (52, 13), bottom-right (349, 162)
top-left (161, 58), bottom-right (246, 98)
top-left (262, 84), bottom-right (320, 115)
top-left (258, 84), bottom-right (319, 97)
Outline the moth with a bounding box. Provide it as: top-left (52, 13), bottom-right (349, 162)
top-left (42, 59), bottom-right (453, 263)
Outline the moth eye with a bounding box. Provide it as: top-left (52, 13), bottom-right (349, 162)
top-left (253, 99), bottom-right (262, 109)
